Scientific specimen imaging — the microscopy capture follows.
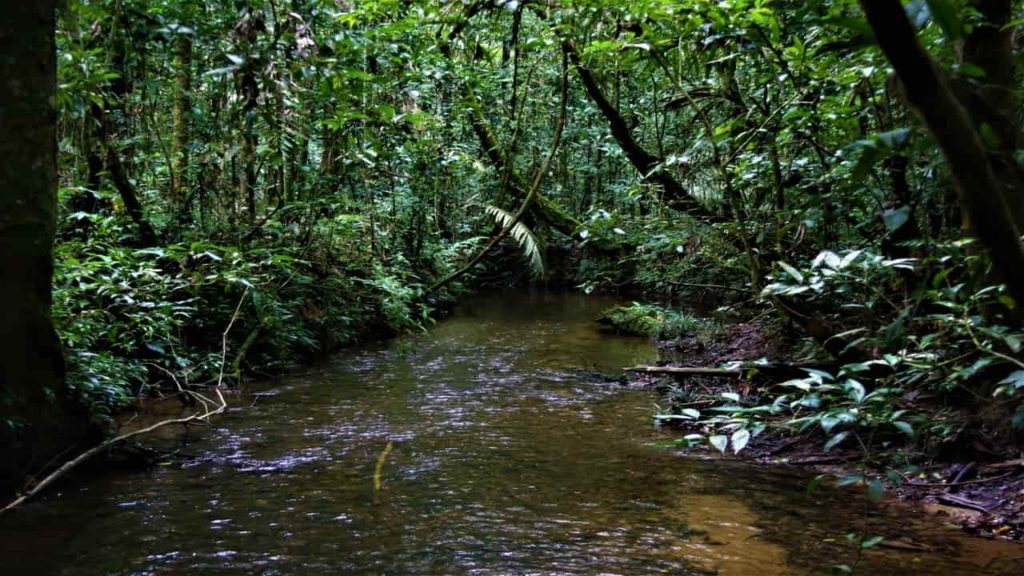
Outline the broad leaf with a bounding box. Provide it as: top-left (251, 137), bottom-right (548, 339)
top-left (709, 435), bottom-right (729, 453)
top-left (731, 428), bottom-right (751, 453)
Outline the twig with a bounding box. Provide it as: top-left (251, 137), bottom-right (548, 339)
top-left (373, 441), bottom-right (394, 494)
top-left (0, 289), bottom-right (249, 514)
top-left (667, 281), bottom-right (749, 293)
top-left (906, 471), bottom-right (1015, 489)
top-left (0, 389), bottom-right (226, 514)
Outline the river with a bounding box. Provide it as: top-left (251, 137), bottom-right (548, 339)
top-left (1, 292), bottom-right (1020, 575)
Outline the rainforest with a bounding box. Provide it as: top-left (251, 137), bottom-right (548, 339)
top-left (1, 1), bottom-right (1024, 574)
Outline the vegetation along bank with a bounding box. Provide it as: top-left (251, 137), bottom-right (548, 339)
top-left (1, 1), bottom-right (1024, 551)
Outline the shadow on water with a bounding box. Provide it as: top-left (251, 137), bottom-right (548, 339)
top-left (1, 291), bottom-right (1021, 575)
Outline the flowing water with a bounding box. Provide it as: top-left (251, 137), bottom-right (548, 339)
top-left (1, 292), bottom-right (1021, 575)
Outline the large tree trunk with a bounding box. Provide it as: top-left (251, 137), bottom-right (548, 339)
top-left (0, 1), bottom-right (87, 493)
top-left (859, 0), bottom-right (1024, 308)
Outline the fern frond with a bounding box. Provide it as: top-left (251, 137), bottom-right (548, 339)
top-left (484, 205), bottom-right (545, 277)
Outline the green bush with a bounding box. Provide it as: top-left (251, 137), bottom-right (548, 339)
top-left (50, 212), bottom-right (444, 427)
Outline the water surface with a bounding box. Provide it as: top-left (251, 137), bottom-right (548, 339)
top-left (1, 292), bottom-right (1021, 575)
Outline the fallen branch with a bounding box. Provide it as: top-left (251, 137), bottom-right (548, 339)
top-left (373, 440), bottom-right (394, 494)
top-left (787, 455), bottom-right (854, 465)
top-left (667, 281), bottom-right (750, 293)
top-left (877, 539), bottom-right (934, 553)
top-left (0, 389), bottom-right (226, 514)
top-left (625, 365), bottom-right (743, 377)
top-left (980, 459), bottom-right (1024, 474)
top-left (0, 288), bottom-right (248, 514)
top-left (428, 44), bottom-right (570, 293)
top-left (936, 493), bottom-right (993, 514)
top-left (907, 471), bottom-right (1016, 489)
top-left (766, 435), bottom-right (806, 457)
top-left (625, 362), bottom-right (840, 381)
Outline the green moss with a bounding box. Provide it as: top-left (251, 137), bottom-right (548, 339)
top-left (597, 302), bottom-right (704, 340)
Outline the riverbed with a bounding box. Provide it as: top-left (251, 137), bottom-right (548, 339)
top-left (1, 292), bottom-right (1020, 575)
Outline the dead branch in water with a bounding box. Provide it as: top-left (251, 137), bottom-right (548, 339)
top-left (1, 289), bottom-right (249, 515)
top-left (625, 362), bottom-right (840, 381)
top-left (625, 366), bottom-right (744, 377)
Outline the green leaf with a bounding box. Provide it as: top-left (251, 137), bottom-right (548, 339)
top-left (807, 473), bottom-right (828, 495)
top-left (925, 0), bottom-right (961, 41)
top-left (709, 434), bottom-right (729, 453)
top-left (732, 428), bottom-right (751, 453)
top-left (861, 535), bottom-right (885, 549)
top-left (852, 144), bottom-right (883, 181)
top-left (484, 205), bottom-right (544, 277)
top-left (868, 479), bottom-right (885, 502)
top-left (1013, 406), bottom-right (1024, 430)
top-left (882, 206), bottom-right (911, 232)
top-left (1004, 334), bottom-right (1022, 353)
top-left (824, 431), bottom-right (850, 452)
top-left (837, 473), bottom-right (864, 487)
top-left (777, 261), bottom-right (804, 283)
top-left (956, 63), bottom-right (986, 78)
top-left (876, 128), bottom-right (910, 149)
top-left (979, 123), bottom-right (1002, 148)
top-left (845, 379), bottom-right (866, 403)
top-left (893, 420), bottom-right (915, 438)
top-left (821, 415), bottom-right (841, 434)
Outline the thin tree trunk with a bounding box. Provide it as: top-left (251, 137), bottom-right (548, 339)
top-left (170, 33), bottom-right (193, 222)
top-left (242, 120), bottom-right (257, 223)
top-left (561, 38), bottom-right (721, 222)
top-left (104, 136), bottom-right (158, 245)
top-left (438, 3), bottom-right (627, 252)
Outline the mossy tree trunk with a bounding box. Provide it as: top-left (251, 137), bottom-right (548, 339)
top-left (0, 1), bottom-right (87, 493)
top-left (170, 32), bottom-right (193, 224)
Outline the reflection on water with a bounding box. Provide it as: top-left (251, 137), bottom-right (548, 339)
top-left (1, 291), bottom-right (1021, 575)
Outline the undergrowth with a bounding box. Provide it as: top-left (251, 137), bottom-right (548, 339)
top-left (36, 204), bottom-right (473, 432)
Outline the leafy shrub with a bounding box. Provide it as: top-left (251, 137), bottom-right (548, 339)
top-left (666, 244), bottom-right (1024, 458)
top-left (50, 212), bottom-right (442, 426)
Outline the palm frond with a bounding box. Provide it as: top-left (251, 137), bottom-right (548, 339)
top-left (484, 205), bottom-right (544, 277)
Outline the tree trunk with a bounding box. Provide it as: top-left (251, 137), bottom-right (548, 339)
top-left (170, 33), bottom-right (193, 222)
top-left (102, 122), bottom-right (158, 245)
top-left (859, 0), bottom-right (1024, 308)
top-left (958, 0), bottom-right (1024, 230)
top-left (562, 39), bottom-right (722, 222)
top-left (0, 0), bottom-right (87, 493)
top-left (242, 120), bottom-right (257, 223)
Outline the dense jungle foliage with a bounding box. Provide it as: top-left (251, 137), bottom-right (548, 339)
top-left (3, 0), bottom-right (1024, 496)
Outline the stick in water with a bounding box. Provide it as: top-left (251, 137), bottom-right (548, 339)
top-left (373, 441), bottom-right (394, 493)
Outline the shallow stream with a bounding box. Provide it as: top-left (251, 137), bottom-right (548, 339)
top-left (1, 292), bottom-right (1021, 575)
